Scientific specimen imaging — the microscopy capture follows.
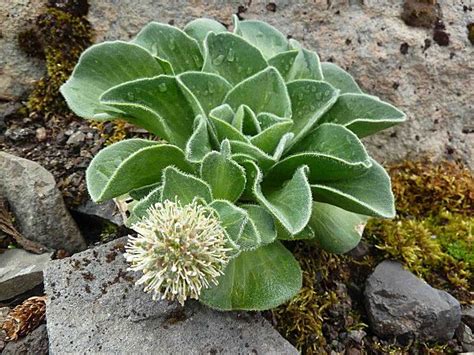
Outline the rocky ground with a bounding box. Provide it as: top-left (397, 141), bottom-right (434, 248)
top-left (0, 0), bottom-right (473, 354)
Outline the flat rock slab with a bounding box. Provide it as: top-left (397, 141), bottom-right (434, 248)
top-left (0, 152), bottom-right (86, 253)
top-left (44, 237), bottom-right (297, 354)
top-left (365, 260), bottom-right (461, 342)
top-left (0, 249), bottom-right (52, 301)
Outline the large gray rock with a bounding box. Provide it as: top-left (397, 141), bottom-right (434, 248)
top-left (0, 152), bottom-right (86, 253)
top-left (87, 0), bottom-right (473, 169)
top-left (365, 260), bottom-right (461, 342)
top-left (1, 324), bottom-right (49, 355)
top-left (0, 0), bottom-right (45, 99)
top-left (44, 237), bottom-right (298, 354)
top-left (0, 249), bottom-right (52, 301)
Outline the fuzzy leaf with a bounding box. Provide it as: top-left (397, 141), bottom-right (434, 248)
top-left (178, 72), bottom-right (232, 115)
top-left (86, 139), bottom-right (192, 202)
top-left (250, 120), bottom-right (293, 154)
top-left (161, 166), bottom-right (213, 204)
top-left (288, 48), bottom-right (323, 81)
top-left (60, 41), bottom-right (165, 119)
top-left (269, 123), bottom-right (372, 182)
top-left (100, 76), bottom-right (199, 148)
top-left (309, 202), bottom-right (368, 254)
top-left (185, 115), bottom-right (212, 163)
top-left (200, 241), bottom-right (302, 311)
top-left (128, 182), bottom-right (161, 201)
top-left (224, 67), bottom-right (291, 118)
top-left (286, 80), bottom-right (339, 148)
top-left (233, 16), bottom-right (289, 59)
top-left (320, 93), bottom-right (407, 137)
top-left (245, 161), bottom-right (312, 234)
top-left (311, 158), bottom-right (395, 218)
top-left (203, 32), bottom-right (267, 86)
top-left (268, 50), bottom-right (298, 81)
top-left (321, 62), bottom-right (362, 94)
top-left (229, 141), bottom-right (276, 171)
top-left (209, 107), bottom-right (249, 143)
top-left (241, 204), bottom-right (277, 245)
top-left (209, 200), bottom-right (261, 250)
top-left (127, 186), bottom-right (163, 227)
top-left (200, 151), bottom-right (246, 202)
top-left (209, 200), bottom-right (247, 242)
top-left (133, 22), bottom-right (203, 73)
top-left (183, 18), bottom-right (227, 52)
top-left (232, 105), bottom-right (261, 135)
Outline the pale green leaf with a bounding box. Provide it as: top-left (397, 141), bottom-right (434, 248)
top-left (200, 241), bottom-right (302, 311)
top-left (127, 186), bottom-right (163, 227)
top-left (203, 32), bottom-right (267, 86)
top-left (311, 158), bottom-right (396, 218)
top-left (287, 48), bottom-right (323, 81)
top-left (60, 41), bottom-right (165, 119)
top-left (178, 72), bottom-right (232, 115)
top-left (224, 67), bottom-right (291, 118)
top-left (200, 151), bottom-right (246, 202)
top-left (246, 161), bottom-right (312, 234)
top-left (308, 202), bottom-right (368, 254)
top-left (100, 76), bottom-right (199, 148)
top-left (209, 200), bottom-right (260, 251)
top-left (285, 80), bottom-right (339, 148)
top-left (320, 93), bottom-right (407, 137)
top-left (185, 115), bottom-right (212, 163)
top-left (133, 22), bottom-right (203, 73)
top-left (183, 18), bottom-right (227, 52)
top-left (232, 105), bottom-right (261, 135)
top-left (250, 120), bottom-right (293, 154)
top-left (209, 104), bottom-right (235, 123)
top-left (321, 62), bottom-right (362, 94)
top-left (241, 204), bottom-right (277, 245)
top-left (233, 15), bottom-right (289, 59)
top-left (229, 141), bottom-right (276, 171)
top-left (86, 139), bottom-right (192, 202)
top-left (209, 200), bottom-right (247, 243)
top-left (161, 166), bottom-right (213, 204)
top-left (269, 123), bottom-right (372, 182)
top-left (268, 50), bottom-right (298, 81)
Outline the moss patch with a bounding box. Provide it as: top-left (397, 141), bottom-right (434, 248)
top-left (273, 159), bottom-right (472, 353)
top-left (19, 5), bottom-right (93, 116)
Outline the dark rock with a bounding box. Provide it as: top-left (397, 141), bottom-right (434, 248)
top-left (456, 322), bottom-right (474, 352)
top-left (0, 249), bottom-right (52, 301)
top-left (365, 260), bottom-right (461, 342)
top-left (0, 152), bottom-right (86, 253)
top-left (1, 324), bottom-right (48, 355)
top-left (75, 199), bottom-right (123, 226)
top-left (462, 306), bottom-right (474, 330)
top-left (44, 237), bottom-right (298, 354)
top-left (347, 240), bottom-right (370, 259)
top-left (347, 330), bottom-right (366, 344)
top-left (66, 131), bottom-right (86, 145)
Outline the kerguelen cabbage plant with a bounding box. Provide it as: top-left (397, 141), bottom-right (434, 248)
top-left (61, 16), bottom-right (406, 310)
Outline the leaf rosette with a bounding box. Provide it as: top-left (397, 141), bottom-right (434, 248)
top-left (61, 16), bottom-right (406, 310)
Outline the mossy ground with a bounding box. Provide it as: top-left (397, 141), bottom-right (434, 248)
top-left (2, 0), bottom-right (131, 207)
top-left (272, 159), bottom-right (473, 354)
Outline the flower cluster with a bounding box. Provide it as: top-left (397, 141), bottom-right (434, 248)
top-left (124, 200), bottom-right (231, 305)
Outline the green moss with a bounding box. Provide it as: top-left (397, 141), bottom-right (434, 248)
top-left (366, 159), bottom-right (473, 303)
top-left (99, 222), bottom-right (119, 243)
top-left (19, 5), bottom-right (93, 116)
top-left (274, 159), bottom-right (472, 353)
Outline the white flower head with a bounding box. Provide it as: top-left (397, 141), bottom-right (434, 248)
top-left (124, 199), bottom-right (231, 305)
